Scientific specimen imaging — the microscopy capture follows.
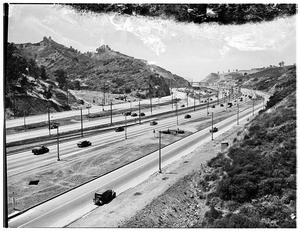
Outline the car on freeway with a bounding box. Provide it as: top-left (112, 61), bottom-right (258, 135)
top-left (123, 111), bottom-right (131, 116)
top-left (181, 105), bottom-right (185, 107)
top-left (32, 146), bottom-right (49, 155)
top-left (131, 113), bottom-right (138, 117)
top-left (150, 121), bottom-right (158, 126)
top-left (50, 123), bottom-right (59, 129)
top-left (184, 114), bottom-right (191, 119)
top-left (93, 189), bottom-right (116, 206)
top-left (209, 127), bottom-right (218, 133)
top-left (115, 126), bottom-right (125, 132)
top-left (77, 140), bottom-right (92, 148)
top-left (139, 112), bottom-right (145, 116)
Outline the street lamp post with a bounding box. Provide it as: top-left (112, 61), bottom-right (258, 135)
top-left (158, 131), bottom-right (162, 173)
top-left (175, 100), bottom-right (178, 125)
top-left (211, 112), bottom-right (214, 141)
top-left (110, 102), bottom-right (113, 125)
top-left (138, 101), bottom-right (141, 124)
top-left (150, 96), bottom-right (153, 115)
top-left (47, 107), bottom-right (51, 136)
top-left (57, 125), bottom-right (60, 161)
top-left (80, 108), bottom-right (83, 137)
top-left (23, 110), bottom-right (27, 131)
top-left (171, 92), bottom-right (174, 111)
top-left (125, 115), bottom-right (127, 139)
top-left (237, 103), bottom-right (239, 125)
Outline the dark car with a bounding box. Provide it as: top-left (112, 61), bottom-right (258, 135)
top-left (181, 105), bottom-right (185, 108)
top-left (32, 146), bottom-right (49, 155)
top-left (220, 104), bottom-right (224, 107)
top-left (50, 123), bottom-right (59, 129)
top-left (139, 112), bottom-right (145, 116)
top-left (115, 126), bottom-right (125, 132)
top-left (161, 129), bottom-right (171, 134)
top-left (77, 140), bottom-right (92, 148)
top-left (184, 114), bottom-right (191, 119)
top-left (212, 105), bottom-right (215, 108)
top-left (131, 113), bottom-right (138, 117)
top-left (123, 111), bottom-right (131, 116)
top-left (150, 121), bottom-right (158, 126)
top-left (93, 189), bottom-right (116, 206)
top-left (209, 127), bottom-right (218, 133)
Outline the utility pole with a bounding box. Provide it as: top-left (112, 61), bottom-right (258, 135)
top-left (125, 115), bottom-right (127, 139)
top-left (186, 91), bottom-right (189, 107)
top-left (80, 108), bottom-right (83, 137)
top-left (237, 103), bottom-right (239, 125)
top-left (175, 99), bottom-right (178, 125)
top-left (150, 96), bottom-right (152, 115)
top-left (193, 95), bottom-right (196, 111)
top-left (211, 112), bottom-right (214, 141)
top-left (171, 92), bottom-right (174, 111)
top-left (110, 102), bottom-right (113, 125)
top-left (23, 110), bottom-right (26, 131)
top-left (207, 96), bottom-right (209, 116)
top-left (138, 101), bottom-right (141, 124)
top-left (57, 125), bottom-right (60, 161)
top-left (252, 98), bottom-right (254, 115)
top-left (48, 107), bottom-right (51, 136)
top-left (158, 131), bottom-right (162, 173)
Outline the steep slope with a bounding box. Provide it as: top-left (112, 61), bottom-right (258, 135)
top-left (120, 65), bottom-right (296, 228)
top-left (16, 37), bottom-right (190, 98)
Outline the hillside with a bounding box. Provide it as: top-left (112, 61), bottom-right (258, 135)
top-left (120, 65), bottom-right (296, 228)
top-left (202, 65), bottom-right (294, 93)
top-left (16, 37), bottom-right (190, 97)
top-left (6, 38), bottom-right (190, 117)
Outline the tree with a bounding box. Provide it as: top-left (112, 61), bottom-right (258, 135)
top-left (28, 58), bottom-right (39, 78)
top-left (55, 69), bottom-right (68, 89)
top-left (279, 61), bottom-right (285, 67)
top-left (40, 65), bottom-right (48, 80)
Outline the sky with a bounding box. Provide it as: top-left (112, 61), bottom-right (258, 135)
top-left (7, 4), bottom-right (297, 82)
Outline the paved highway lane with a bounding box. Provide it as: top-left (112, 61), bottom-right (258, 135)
top-left (6, 94), bottom-right (221, 143)
top-left (5, 89), bottom-right (193, 129)
top-left (7, 100), bottom-right (237, 177)
top-left (8, 100), bottom-right (264, 228)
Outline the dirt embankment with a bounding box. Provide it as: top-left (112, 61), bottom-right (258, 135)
top-left (68, 117), bottom-right (249, 228)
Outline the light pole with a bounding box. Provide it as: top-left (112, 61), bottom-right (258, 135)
top-left (237, 102), bottom-right (239, 125)
top-left (175, 99), bottom-right (178, 125)
top-left (110, 102), bottom-right (113, 125)
top-left (23, 110), bottom-right (27, 131)
top-left (47, 106), bottom-right (51, 136)
top-left (171, 92), bottom-right (174, 111)
top-left (150, 96), bottom-right (153, 115)
top-left (80, 108), bottom-right (83, 137)
top-left (158, 131), bottom-right (162, 173)
top-left (211, 112), bottom-right (214, 141)
top-left (57, 124), bottom-right (60, 161)
top-left (138, 101), bottom-right (141, 124)
top-left (125, 115), bottom-right (127, 139)
top-left (193, 93), bottom-right (196, 111)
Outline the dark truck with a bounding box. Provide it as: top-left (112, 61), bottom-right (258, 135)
top-left (93, 189), bottom-right (116, 206)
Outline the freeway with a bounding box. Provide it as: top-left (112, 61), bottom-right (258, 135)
top-left (8, 99), bottom-right (264, 228)
top-left (5, 89), bottom-right (195, 129)
top-left (7, 97), bottom-right (243, 177)
top-left (6, 93), bottom-right (221, 143)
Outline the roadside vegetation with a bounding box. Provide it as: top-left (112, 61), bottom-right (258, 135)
top-left (122, 66), bottom-right (296, 228)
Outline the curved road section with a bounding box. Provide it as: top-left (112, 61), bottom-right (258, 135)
top-left (8, 100), bottom-right (264, 228)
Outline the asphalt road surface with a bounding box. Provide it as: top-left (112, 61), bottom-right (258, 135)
top-left (8, 100), bottom-right (264, 228)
